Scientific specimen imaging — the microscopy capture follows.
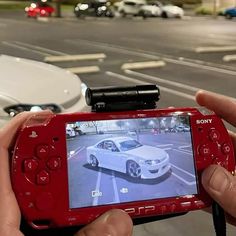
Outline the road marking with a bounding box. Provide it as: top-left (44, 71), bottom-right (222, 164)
top-left (172, 173), bottom-right (196, 185)
top-left (14, 41), bottom-right (66, 55)
top-left (92, 168), bottom-right (102, 206)
top-left (171, 164), bottom-right (196, 185)
top-left (223, 54), bottom-right (236, 62)
top-left (66, 39), bottom-right (236, 75)
top-left (156, 144), bottom-right (173, 148)
top-left (121, 60), bottom-right (166, 70)
top-left (171, 164), bottom-right (195, 178)
top-left (125, 70), bottom-right (199, 92)
top-left (196, 45), bottom-right (236, 53)
top-left (111, 171), bottom-right (120, 203)
top-left (67, 66), bottom-right (100, 74)
top-left (65, 39), bottom-right (161, 59)
top-left (2, 41), bottom-right (51, 56)
top-left (68, 147), bottom-right (85, 160)
top-left (37, 17), bottom-right (49, 22)
top-left (106, 71), bottom-right (195, 100)
top-left (44, 53), bottom-right (106, 62)
top-left (173, 148), bottom-right (193, 155)
top-left (2, 41), bottom-right (66, 56)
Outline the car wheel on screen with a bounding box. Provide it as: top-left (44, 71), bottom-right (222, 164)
top-left (225, 14), bottom-right (232, 19)
top-left (90, 155), bottom-right (98, 167)
top-left (126, 161), bottom-right (141, 178)
top-left (161, 11), bottom-right (168, 18)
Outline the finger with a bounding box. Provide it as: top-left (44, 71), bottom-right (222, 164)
top-left (195, 90), bottom-right (236, 127)
top-left (0, 111), bottom-right (52, 194)
top-left (74, 209), bottom-right (133, 236)
top-left (201, 165), bottom-right (236, 218)
top-left (0, 110), bottom-right (52, 149)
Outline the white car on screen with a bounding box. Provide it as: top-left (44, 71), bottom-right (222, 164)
top-left (87, 136), bottom-right (171, 179)
top-left (140, 1), bottom-right (184, 18)
top-left (0, 54), bottom-right (87, 127)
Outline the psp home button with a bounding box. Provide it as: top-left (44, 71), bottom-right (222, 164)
top-left (35, 192), bottom-right (54, 211)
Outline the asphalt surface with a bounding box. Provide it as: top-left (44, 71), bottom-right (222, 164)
top-left (1, 9), bottom-right (236, 236)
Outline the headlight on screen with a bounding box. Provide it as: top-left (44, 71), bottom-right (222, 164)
top-left (4, 104), bottom-right (61, 117)
top-left (140, 160), bottom-right (161, 165)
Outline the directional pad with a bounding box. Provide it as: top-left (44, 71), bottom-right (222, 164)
top-left (36, 170), bottom-right (50, 185)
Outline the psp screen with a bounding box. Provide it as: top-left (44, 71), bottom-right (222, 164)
top-left (66, 116), bottom-right (198, 209)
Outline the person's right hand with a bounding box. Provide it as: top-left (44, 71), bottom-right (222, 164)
top-left (196, 90), bottom-right (236, 226)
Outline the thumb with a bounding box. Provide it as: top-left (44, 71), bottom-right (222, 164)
top-left (74, 209), bottom-right (133, 236)
top-left (202, 165), bottom-right (236, 217)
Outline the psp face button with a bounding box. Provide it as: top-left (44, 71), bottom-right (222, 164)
top-left (221, 143), bottom-right (231, 154)
top-left (209, 129), bottom-right (220, 142)
top-left (199, 144), bottom-right (211, 157)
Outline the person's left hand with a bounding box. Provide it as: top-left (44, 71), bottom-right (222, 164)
top-left (0, 111), bottom-right (133, 236)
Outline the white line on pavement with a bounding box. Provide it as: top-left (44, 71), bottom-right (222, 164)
top-left (111, 171), bottom-right (120, 203)
top-left (14, 41), bottom-right (67, 56)
top-left (2, 41), bottom-right (52, 56)
top-left (172, 172), bottom-right (196, 186)
top-left (223, 54), bottom-right (236, 62)
top-left (121, 60), bottom-right (166, 70)
top-left (93, 168), bottom-right (102, 206)
top-left (106, 71), bottom-right (195, 100)
top-left (196, 45), bottom-right (236, 53)
top-left (44, 53), bottom-right (106, 62)
top-left (173, 148), bottom-right (192, 155)
top-left (125, 70), bottom-right (199, 92)
top-left (68, 66), bottom-right (100, 74)
top-left (171, 164), bottom-right (195, 178)
top-left (66, 39), bottom-right (236, 76)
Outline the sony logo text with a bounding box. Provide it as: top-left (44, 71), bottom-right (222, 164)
top-left (196, 119), bottom-right (213, 125)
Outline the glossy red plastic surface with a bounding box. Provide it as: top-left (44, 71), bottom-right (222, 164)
top-left (11, 108), bottom-right (235, 229)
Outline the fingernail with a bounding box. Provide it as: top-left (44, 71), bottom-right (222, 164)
top-left (104, 209), bottom-right (132, 236)
top-left (202, 166), bottom-right (230, 194)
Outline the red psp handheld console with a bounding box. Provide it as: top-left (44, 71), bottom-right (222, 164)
top-left (11, 107), bottom-right (235, 229)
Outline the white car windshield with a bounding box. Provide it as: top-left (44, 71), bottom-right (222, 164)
top-left (119, 140), bottom-right (142, 151)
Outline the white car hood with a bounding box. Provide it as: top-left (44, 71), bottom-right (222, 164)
top-left (0, 55), bottom-right (82, 106)
top-left (125, 145), bottom-right (167, 160)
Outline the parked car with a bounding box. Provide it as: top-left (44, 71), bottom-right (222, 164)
top-left (141, 1), bottom-right (184, 18)
top-left (0, 54), bottom-right (87, 128)
top-left (87, 136), bottom-right (171, 179)
top-left (139, 1), bottom-right (162, 17)
top-left (66, 127), bottom-right (77, 138)
top-left (224, 7), bottom-right (236, 19)
top-left (74, 0), bottom-right (114, 18)
top-left (114, 0), bottom-right (146, 17)
top-left (24, 1), bottom-right (55, 17)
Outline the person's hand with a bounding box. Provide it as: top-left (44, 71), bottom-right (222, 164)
top-left (196, 90), bottom-right (236, 226)
top-left (0, 111), bottom-right (133, 236)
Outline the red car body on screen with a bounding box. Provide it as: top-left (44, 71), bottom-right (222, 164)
top-left (25, 2), bottom-right (55, 17)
